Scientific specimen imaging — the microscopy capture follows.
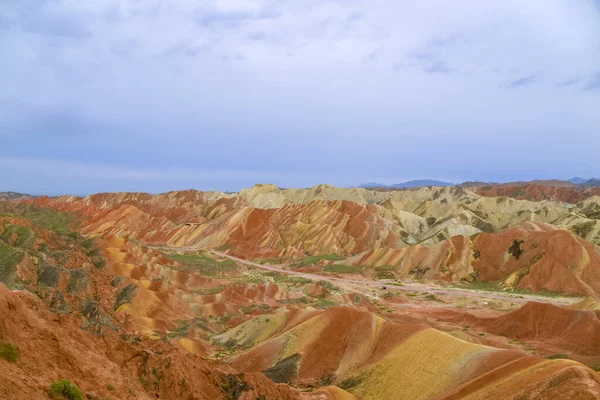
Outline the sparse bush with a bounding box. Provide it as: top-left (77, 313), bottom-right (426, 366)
top-left (93, 257), bottom-right (106, 270)
top-left (291, 254), bottom-right (344, 268)
top-left (508, 239), bottom-right (524, 260)
top-left (0, 342), bottom-right (19, 362)
top-left (323, 264), bottom-right (364, 274)
top-left (317, 280), bottom-right (339, 292)
top-left (48, 379), bottom-right (83, 400)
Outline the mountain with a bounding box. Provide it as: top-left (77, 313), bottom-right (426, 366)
top-left (358, 182), bottom-right (387, 188)
top-left (21, 184), bottom-right (600, 294)
top-left (584, 178), bottom-right (600, 187)
top-left (0, 191), bottom-right (34, 201)
top-left (4, 184), bottom-right (600, 398)
top-left (569, 177), bottom-right (589, 184)
top-left (389, 179), bottom-right (454, 188)
top-left (359, 179), bottom-right (454, 189)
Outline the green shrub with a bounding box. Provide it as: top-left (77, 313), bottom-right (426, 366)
top-left (49, 379), bottom-right (83, 400)
top-left (0, 342), bottom-right (19, 362)
top-left (291, 254), bottom-right (344, 268)
top-left (323, 264), bottom-right (364, 274)
top-left (508, 239), bottom-right (524, 260)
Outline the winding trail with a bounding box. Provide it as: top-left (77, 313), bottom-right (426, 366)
top-left (196, 249), bottom-right (578, 306)
top-left (149, 246), bottom-right (580, 306)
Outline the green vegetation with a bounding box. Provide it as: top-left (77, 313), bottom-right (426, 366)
top-left (0, 224), bottom-right (35, 248)
top-left (571, 221), bottom-right (596, 238)
top-left (106, 384), bottom-right (114, 391)
top-left (166, 252), bottom-right (237, 275)
top-left (455, 280), bottom-right (578, 298)
top-left (193, 285), bottom-right (227, 295)
top-left (216, 244), bottom-right (233, 251)
top-left (339, 374), bottom-right (365, 391)
top-left (508, 239), bottom-right (524, 260)
top-left (424, 294), bottom-right (440, 302)
top-left (110, 276), bottom-right (124, 287)
top-left (138, 376), bottom-right (149, 389)
top-left (262, 353), bottom-right (301, 384)
top-left (546, 353), bottom-right (570, 360)
top-left (0, 342), bottom-right (19, 362)
top-left (473, 249), bottom-right (481, 259)
top-left (38, 263), bottom-right (61, 288)
top-left (48, 379), bottom-right (83, 400)
top-left (265, 273), bottom-right (312, 285)
top-left (114, 284), bottom-right (137, 310)
top-left (314, 299), bottom-right (337, 309)
top-left (291, 253), bottom-right (344, 268)
top-left (317, 280), bottom-right (340, 292)
top-left (220, 374), bottom-right (251, 400)
top-left (408, 264), bottom-right (430, 279)
top-left (0, 242), bottom-right (24, 284)
top-left (15, 204), bottom-right (77, 233)
top-left (253, 257), bottom-right (281, 265)
top-left (323, 264), bottom-right (364, 274)
top-left (374, 265), bottom-right (395, 280)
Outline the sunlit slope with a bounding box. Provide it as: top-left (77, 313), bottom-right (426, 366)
top-left (220, 306), bottom-right (600, 399)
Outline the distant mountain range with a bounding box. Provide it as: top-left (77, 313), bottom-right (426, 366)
top-left (359, 178), bottom-right (599, 189)
top-left (359, 180), bottom-right (455, 189)
top-left (568, 177), bottom-right (589, 184)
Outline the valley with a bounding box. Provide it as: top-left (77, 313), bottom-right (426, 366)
top-left (2, 182), bottom-right (600, 399)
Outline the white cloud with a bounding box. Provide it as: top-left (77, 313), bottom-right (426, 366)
top-left (0, 1), bottom-right (599, 192)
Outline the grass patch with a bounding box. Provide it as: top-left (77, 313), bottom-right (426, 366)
top-left (114, 284), bottom-right (137, 310)
top-left (254, 257), bottom-right (281, 264)
top-left (339, 374), bottom-right (365, 391)
top-left (374, 265), bottom-right (396, 280)
top-left (317, 280), bottom-right (340, 292)
top-left (15, 204), bottom-right (77, 233)
top-left (291, 254), bottom-right (344, 268)
top-left (314, 299), bottom-right (337, 309)
top-left (0, 241), bottom-right (24, 284)
top-left (0, 224), bottom-right (35, 248)
top-left (546, 353), bottom-right (571, 360)
top-left (265, 273), bottom-right (312, 285)
top-left (454, 280), bottom-right (579, 298)
top-left (0, 342), bottom-right (19, 362)
top-left (424, 294), bottom-right (441, 302)
top-left (193, 285), bottom-right (227, 295)
top-left (323, 264), bottom-right (364, 274)
top-left (166, 253), bottom-right (237, 275)
top-left (49, 379), bottom-right (83, 400)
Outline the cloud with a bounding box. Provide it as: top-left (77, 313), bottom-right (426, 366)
top-left (507, 74), bottom-right (539, 88)
top-left (423, 61), bottom-right (456, 74)
top-left (246, 31), bottom-right (269, 41)
top-left (12, 1), bottom-right (90, 39)
top-left (1, 1), bottom-right (600, 193)
top-left (559, 77), bottom-right (581, 86)
top-left (584, 73), bottom-right (600, 91)
top-left (195, 5), bottom-right (281, 28)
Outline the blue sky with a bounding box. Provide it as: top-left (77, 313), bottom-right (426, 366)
top-left (1, 0), bottom-right (599, 195)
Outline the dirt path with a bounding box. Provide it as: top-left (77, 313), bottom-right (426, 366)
top-left (208, 251), bottom-right (580, 307)
top-left (149, 246), bottom-right (580, 306)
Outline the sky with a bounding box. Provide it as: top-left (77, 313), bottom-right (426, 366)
top-left (1, 0), bottom-right (599, 195)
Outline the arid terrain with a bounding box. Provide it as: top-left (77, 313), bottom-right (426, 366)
top-left (2, 181), bottom-right (600, 399)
